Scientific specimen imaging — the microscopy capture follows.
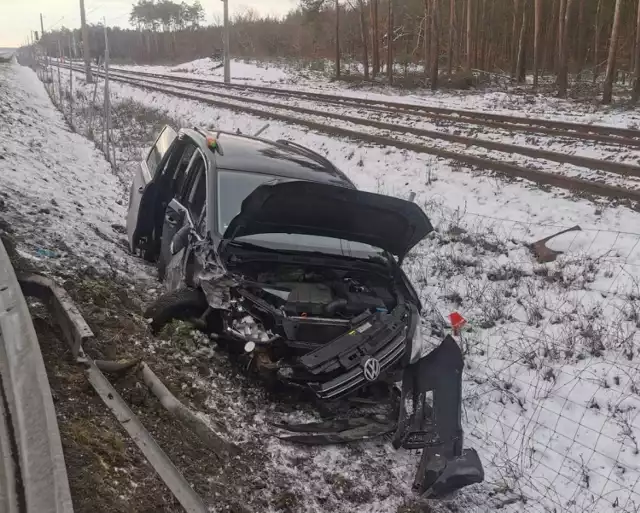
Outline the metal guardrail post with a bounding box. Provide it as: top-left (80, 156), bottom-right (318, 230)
top-left (0, 239), bottom-right (74, 513)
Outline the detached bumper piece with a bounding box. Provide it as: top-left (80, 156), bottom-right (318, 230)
top-left (394, 335), bottom-right (484, 497)
top-left (277, 335), bottom-right (484, 499)
top-left (275, 416), bottom-right (396, 445)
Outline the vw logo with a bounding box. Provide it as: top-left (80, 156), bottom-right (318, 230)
top-left (363, 357), bottom-right (381, 382)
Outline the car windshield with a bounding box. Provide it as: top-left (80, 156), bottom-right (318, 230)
top-left (217, 170), bottom-right (386, 259)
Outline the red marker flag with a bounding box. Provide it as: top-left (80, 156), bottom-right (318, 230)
top-left (449, 312), bottom-right (467, 336)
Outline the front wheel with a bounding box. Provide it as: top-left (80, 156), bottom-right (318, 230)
top-left (144, 288), bottom-right (208, 333)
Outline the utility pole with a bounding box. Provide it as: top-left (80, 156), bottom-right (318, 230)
top-left (69, 34), bottom-right (74, 126)
top-left (80, 0), bottom-right (93, 83)
top-left (40, 14), bottom-right (44, 38)
top-left (57, 40), bottom-right (62, 107)
top-left (221, 0), bottom-right (230, 84)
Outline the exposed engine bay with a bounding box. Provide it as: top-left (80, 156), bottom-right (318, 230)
top-left (223, 262), bottom-right (402, 354)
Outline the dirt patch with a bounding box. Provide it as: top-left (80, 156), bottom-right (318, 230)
top-left (32, 309), bottom-right (181, 513)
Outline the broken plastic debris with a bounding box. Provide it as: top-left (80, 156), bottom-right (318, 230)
top-left (36, 248), bottom-right (57, 258)
top-left (529, 225), bottom-right (582, 263)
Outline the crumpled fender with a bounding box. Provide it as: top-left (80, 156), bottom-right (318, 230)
top-left (189, 239), bottom-right (238, 310)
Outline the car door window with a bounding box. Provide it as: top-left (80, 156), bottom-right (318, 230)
top-left (171, 143), bottom-right (197, 197)
top-left (146, 126), bottom-right (177, 177)
top-left (181, 152), bottom-right (207, 223)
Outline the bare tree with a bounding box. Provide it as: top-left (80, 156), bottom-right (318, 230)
top-left (557, 0), bottom-right (566, 75)
top-left (533, 0), bottom-right (542, 87)
top-left (511, 0), bottom-right (520, 78)
top-left (543, 0), bottom-right (559, 76)
top-left (357, 0), bottom-right (370, 79)
top-left (371, 0), bottom-right (380, 77)
top-left (387, 0), bottom-right (394, 83)
top-left (335, 0), bottom-right (341, 79)
top-left (430, 0), bottom-right (440, 89)
top-left (558, 0), bottom-right (573, 97)
top-left (424, 0), bottom-right (430, 81)
top-left (633, 0), bottom-right (640, 103)
top-left (593, 0), bottom-right (602, 85)
top-left (447, 0), bottom-right (455, 75)
top-left (576, 0), bottom-right (585, 79)
top-left (515, 1), bottom-right (527, 83)
top-left (603, 0), bottom-right (623, 104)
top-left (479, 0), bottom-right (488, 70)
top-left (466, 0), bottom-right (472, 69)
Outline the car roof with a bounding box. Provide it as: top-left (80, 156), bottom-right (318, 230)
top-left (184, 129), bottom-right (355, 188)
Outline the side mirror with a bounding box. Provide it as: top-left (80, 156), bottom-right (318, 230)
top-left (170, 225), bottom-right (191, 255)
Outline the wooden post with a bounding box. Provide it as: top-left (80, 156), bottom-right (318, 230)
top-left (57, 40), bottom-right (62, 108)
top-left (68, 35), bottom-right (73, 127)
top-left (103, 24), bottom-right (111, 163)
top-left (88, 57), bottom-right (100, 139)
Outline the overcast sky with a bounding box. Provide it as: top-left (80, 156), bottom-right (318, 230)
top-left (0, 0), bottom-right (297, 48)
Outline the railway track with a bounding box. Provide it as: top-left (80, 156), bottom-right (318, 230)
top-left (61, 62), bottom-right (640, 203)
top-left (106, 64), bottom-right (640, 148)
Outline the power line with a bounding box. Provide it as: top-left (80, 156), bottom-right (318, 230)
top-left (45, 15), bottom-right (66, 31)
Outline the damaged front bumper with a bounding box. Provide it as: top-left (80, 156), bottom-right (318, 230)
top-left (298, 305), bottom-right (411, 400)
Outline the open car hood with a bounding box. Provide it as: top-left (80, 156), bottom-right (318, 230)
top-left (222, 181), bottom-right (434, 259)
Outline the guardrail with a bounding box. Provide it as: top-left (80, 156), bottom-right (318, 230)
top-left (0, 238), bottom-right (73, 513)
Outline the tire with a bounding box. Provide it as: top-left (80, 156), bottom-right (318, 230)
top-left (144, 288), bottom-right (207, 333)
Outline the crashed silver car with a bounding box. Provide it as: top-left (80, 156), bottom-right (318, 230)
top-left (126, 126), bottom-right (484, 497)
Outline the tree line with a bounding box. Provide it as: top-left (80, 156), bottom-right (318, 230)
top-left (129, 0), bottom-right (205, 31)
top-left (38, 0), bottom-right (640, 103)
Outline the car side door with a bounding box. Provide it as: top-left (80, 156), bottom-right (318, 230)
top-left (158, 148), bottom-right (207, 281)
top-left (126, 125), bottom-right (177, 253)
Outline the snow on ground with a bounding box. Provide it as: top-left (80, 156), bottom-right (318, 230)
top-left (116, 57), bottom-right (640, 129)
top-left (22, 59), bottom-right (640, 512)
top-left (100, 64), bottom-right (640, 192)
top-left (0, 48), bottom-right (16, 60)
top-left (126, 57), bottom-right (290, 86)
top-left (1, 61), bottom-right (445, 513)
top-left (0, 62), bottom-right (148, 279)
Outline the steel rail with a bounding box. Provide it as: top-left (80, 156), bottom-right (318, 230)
top-left (82, 67), bottom-right (640, 180)
top-left (102, 64), bottom-right (640, 143)
top-left (71, 69), bottom-right (640, 203)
